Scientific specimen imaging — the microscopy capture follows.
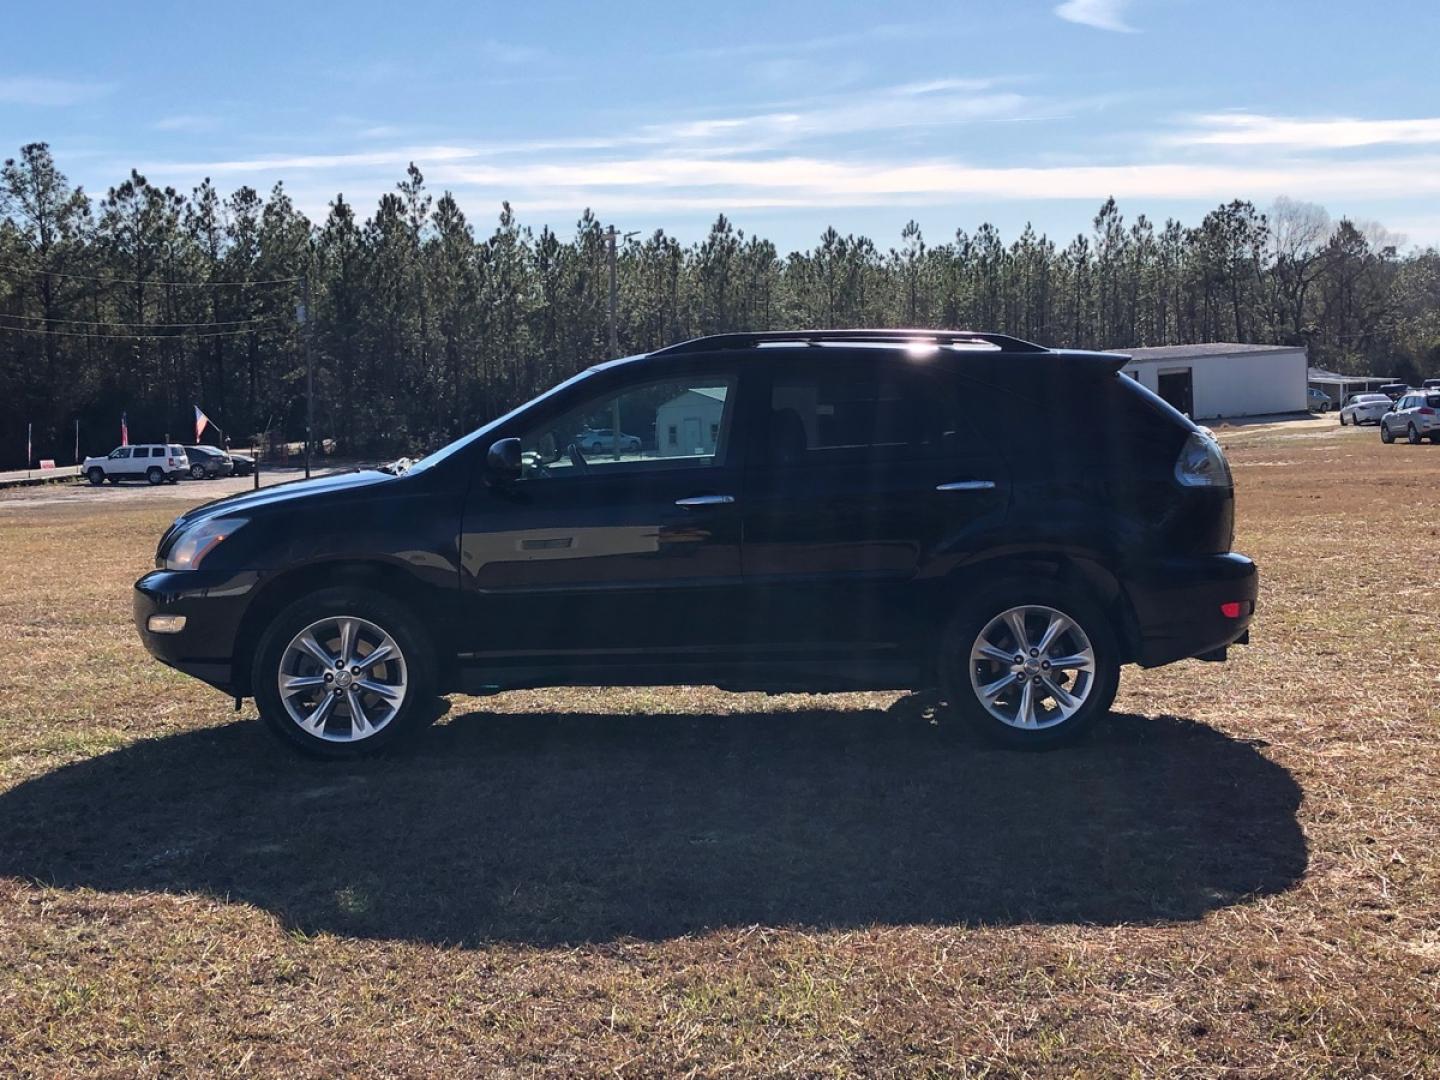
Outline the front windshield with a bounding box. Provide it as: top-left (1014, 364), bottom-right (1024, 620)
top-left (402, 367), bottom-right (598, 475)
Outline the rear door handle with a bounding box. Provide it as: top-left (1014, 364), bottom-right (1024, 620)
top-left (936, 480), bottom-right (996, 492)
top-left (675, 494), bottom-right (736, 508)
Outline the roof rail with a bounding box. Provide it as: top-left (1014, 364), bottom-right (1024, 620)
top-left (650, 329), bottom-right (1050, 356)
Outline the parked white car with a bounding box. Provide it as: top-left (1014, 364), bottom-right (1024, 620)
top-left (1339, 393), bottom-right (1393, 426)
top-left (1380, 390), bottom-right (1440, 445)
top-left (576, 428), bottom-right (642, 454)
top-left (83, 444), bottom-right (187, 485)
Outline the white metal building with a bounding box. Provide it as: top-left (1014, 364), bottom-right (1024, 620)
top-left (1115, 343), bottom-right (1308, 420)
top-left (655, 386), bottom-right (726, 457)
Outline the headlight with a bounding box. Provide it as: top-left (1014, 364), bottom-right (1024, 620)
top-left (165, 516), bottom-right (247, 571)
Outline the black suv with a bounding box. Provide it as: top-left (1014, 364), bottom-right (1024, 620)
top-left (134, 330), bottom-right (1257, 756)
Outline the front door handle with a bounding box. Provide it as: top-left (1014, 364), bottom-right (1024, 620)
top-left (936, 480), bottom-right (997, 492)
top-left (675, 494), bottom-right (736, 508)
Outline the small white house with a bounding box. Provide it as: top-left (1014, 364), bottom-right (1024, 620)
top-left (655, 386), bottom-right (726, 457)
top-left (1115, 343), bottom-right (1308, 421)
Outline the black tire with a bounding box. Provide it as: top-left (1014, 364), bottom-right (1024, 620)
top-left (191, 463), bottom-right (206, 480)
top-left (1381, 423), bottom-right (1394, 444)
top-left (1338, 413), bottom-right (1347, 426)
top-left (146, 466), bottom-right (164, 485)
top-left (939, 578), bottom-right (1120, 750)
top-left (1408, 424), bottom-right (1421, 445)
top-left (252, 586), bottom-right (437, 759)
top-left (86, 467), bottom-right (105, 486)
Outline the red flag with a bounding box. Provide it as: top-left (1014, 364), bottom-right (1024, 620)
top-left (194, 405), bottom-right (212, 443)
top-left (120, 412), bottom-right (128, 447)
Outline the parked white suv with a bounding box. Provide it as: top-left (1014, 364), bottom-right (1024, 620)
top-left (84, 444), bottom-right (188, 485)
top-left (1380, 391), bottom-right (1440, 445)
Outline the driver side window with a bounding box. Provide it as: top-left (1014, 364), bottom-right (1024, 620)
top-left (519, 373), bottom-right (736, 480)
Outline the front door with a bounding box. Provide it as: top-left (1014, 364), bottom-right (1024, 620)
top-left (458, 364), bottom-right (752, 669)
top-left (736, 353), bottom-right (1009, 659)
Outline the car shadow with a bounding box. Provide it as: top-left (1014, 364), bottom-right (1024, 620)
top-left (0, 697), bottom-right (1305, 946)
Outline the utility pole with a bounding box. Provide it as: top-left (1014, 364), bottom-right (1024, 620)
top-left (300, 272), bottom-right (313, 479)
top-left (606, 227), bottom-right (639, 462)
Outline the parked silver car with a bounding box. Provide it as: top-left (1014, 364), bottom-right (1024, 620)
top-left (1307, 387), bottom-right (1332, 412)
top-left (1380, 390), bottom-right (1440, 444)
top-left (1339, 393), bottom-right (1393, 426)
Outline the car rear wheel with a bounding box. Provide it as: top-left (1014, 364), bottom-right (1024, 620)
top-left (1408, 424), bottom-right (1421, 445)
top-left (191, 463), bottom-right (206, 479)
top-left (253, 586), bottom-right (436, 758)
top-left (146, 466), bottom-right (164, 485)
top-left (86, 467), bottom-right (105, 486)
top-left (940, 580), bottom-right (1120, 749)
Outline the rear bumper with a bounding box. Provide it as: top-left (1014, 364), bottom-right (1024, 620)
top-left (1122, 553), bottom-right (1258, 668)
top-left (133, 568), bottom-right (261, 694)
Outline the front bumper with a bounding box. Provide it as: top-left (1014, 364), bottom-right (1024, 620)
top-left (133, 568), bottom-right (262, 693)
top-left (1122, 552), bottom-right (1258, 668)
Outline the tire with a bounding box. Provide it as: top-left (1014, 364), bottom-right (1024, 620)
top-left (86, 467), bottom-right (105, 486)
top-left (1339, 413), bottom-right (1347, 426)
top-left (1408, 424), bottom-right (1421, 445)
top-left (1320, 402), bottom-right (1330, 413)
top-left (1430, 433), bottom-right (1440, 445)
top-left (191, 463), bottom-right (206, 480)
top-left (939, 578), bottom-right (1120, 750)
top-left (146, 466), bottom-right (164, 485)
top-left (252, 586), bottom-right (437, 758)
top-left (1381, 423), bottom-right (1394, 444)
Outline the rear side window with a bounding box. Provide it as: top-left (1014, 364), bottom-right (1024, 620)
top-left (765, 358), bottom-right (970, 465)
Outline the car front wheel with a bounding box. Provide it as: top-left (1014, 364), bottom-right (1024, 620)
top-left (941, 581), bottom-right (1120, 749)
top-left (86, 467), bottom-right (105, 486)
top-left (252, 587), bottom-right (436, 758)
top-left (1381, 423), bottom-right (1394, 443)
top-left (191, 463), bottom-right (206, 479)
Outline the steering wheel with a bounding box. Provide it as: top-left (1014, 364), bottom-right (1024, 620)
top-left (566, 443), bottom-right (591, 474)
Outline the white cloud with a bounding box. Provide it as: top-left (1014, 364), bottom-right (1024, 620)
top-left (0, 75), bottom-right (112, 106)
top-left (1172, 112), bottom-right (1440, 149)
top-left (1055, 0), bottom-right (1137, 33)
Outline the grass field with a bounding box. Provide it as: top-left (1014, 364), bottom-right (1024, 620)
top-left (1, 417), bottom-right (1437, 1076)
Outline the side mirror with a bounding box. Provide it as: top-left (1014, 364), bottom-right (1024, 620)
top-left (486, 437), bottom-right (522, 482)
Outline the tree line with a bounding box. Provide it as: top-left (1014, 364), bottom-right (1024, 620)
top-left (3, 141), bottom-right (1438, 466)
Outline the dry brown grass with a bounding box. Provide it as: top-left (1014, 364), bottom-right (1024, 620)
top-left (0, 417), bottom-right (1437, 1077)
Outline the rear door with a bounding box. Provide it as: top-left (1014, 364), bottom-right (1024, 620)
top-left (736, 351), bottom-right (1008, 657)
top-left (458, 360), bottom-right (757, 665)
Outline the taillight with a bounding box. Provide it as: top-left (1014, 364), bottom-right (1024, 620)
top-left (1419, 408), bottom-right (1435, 416)
top-left (1220, 602), bottom-right (1242, 618)
top-left (1174, 431), bottom-right (1233, 489)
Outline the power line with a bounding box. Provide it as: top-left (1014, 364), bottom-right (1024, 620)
top-left (0, 321), bottom-right (288, 341)
top-left (0, 311), bottom-right (277, 330)
top-left (0, 261), bottom-right (303, 288)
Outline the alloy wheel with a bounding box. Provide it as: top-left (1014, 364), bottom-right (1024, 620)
top-left (277, 615), bottom-right (408, 743)
top-left (968, 605), bottom-right (1096, 730)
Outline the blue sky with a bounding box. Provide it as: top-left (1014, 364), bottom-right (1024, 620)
top-left (5, 0), bottom-right (1440, 250)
